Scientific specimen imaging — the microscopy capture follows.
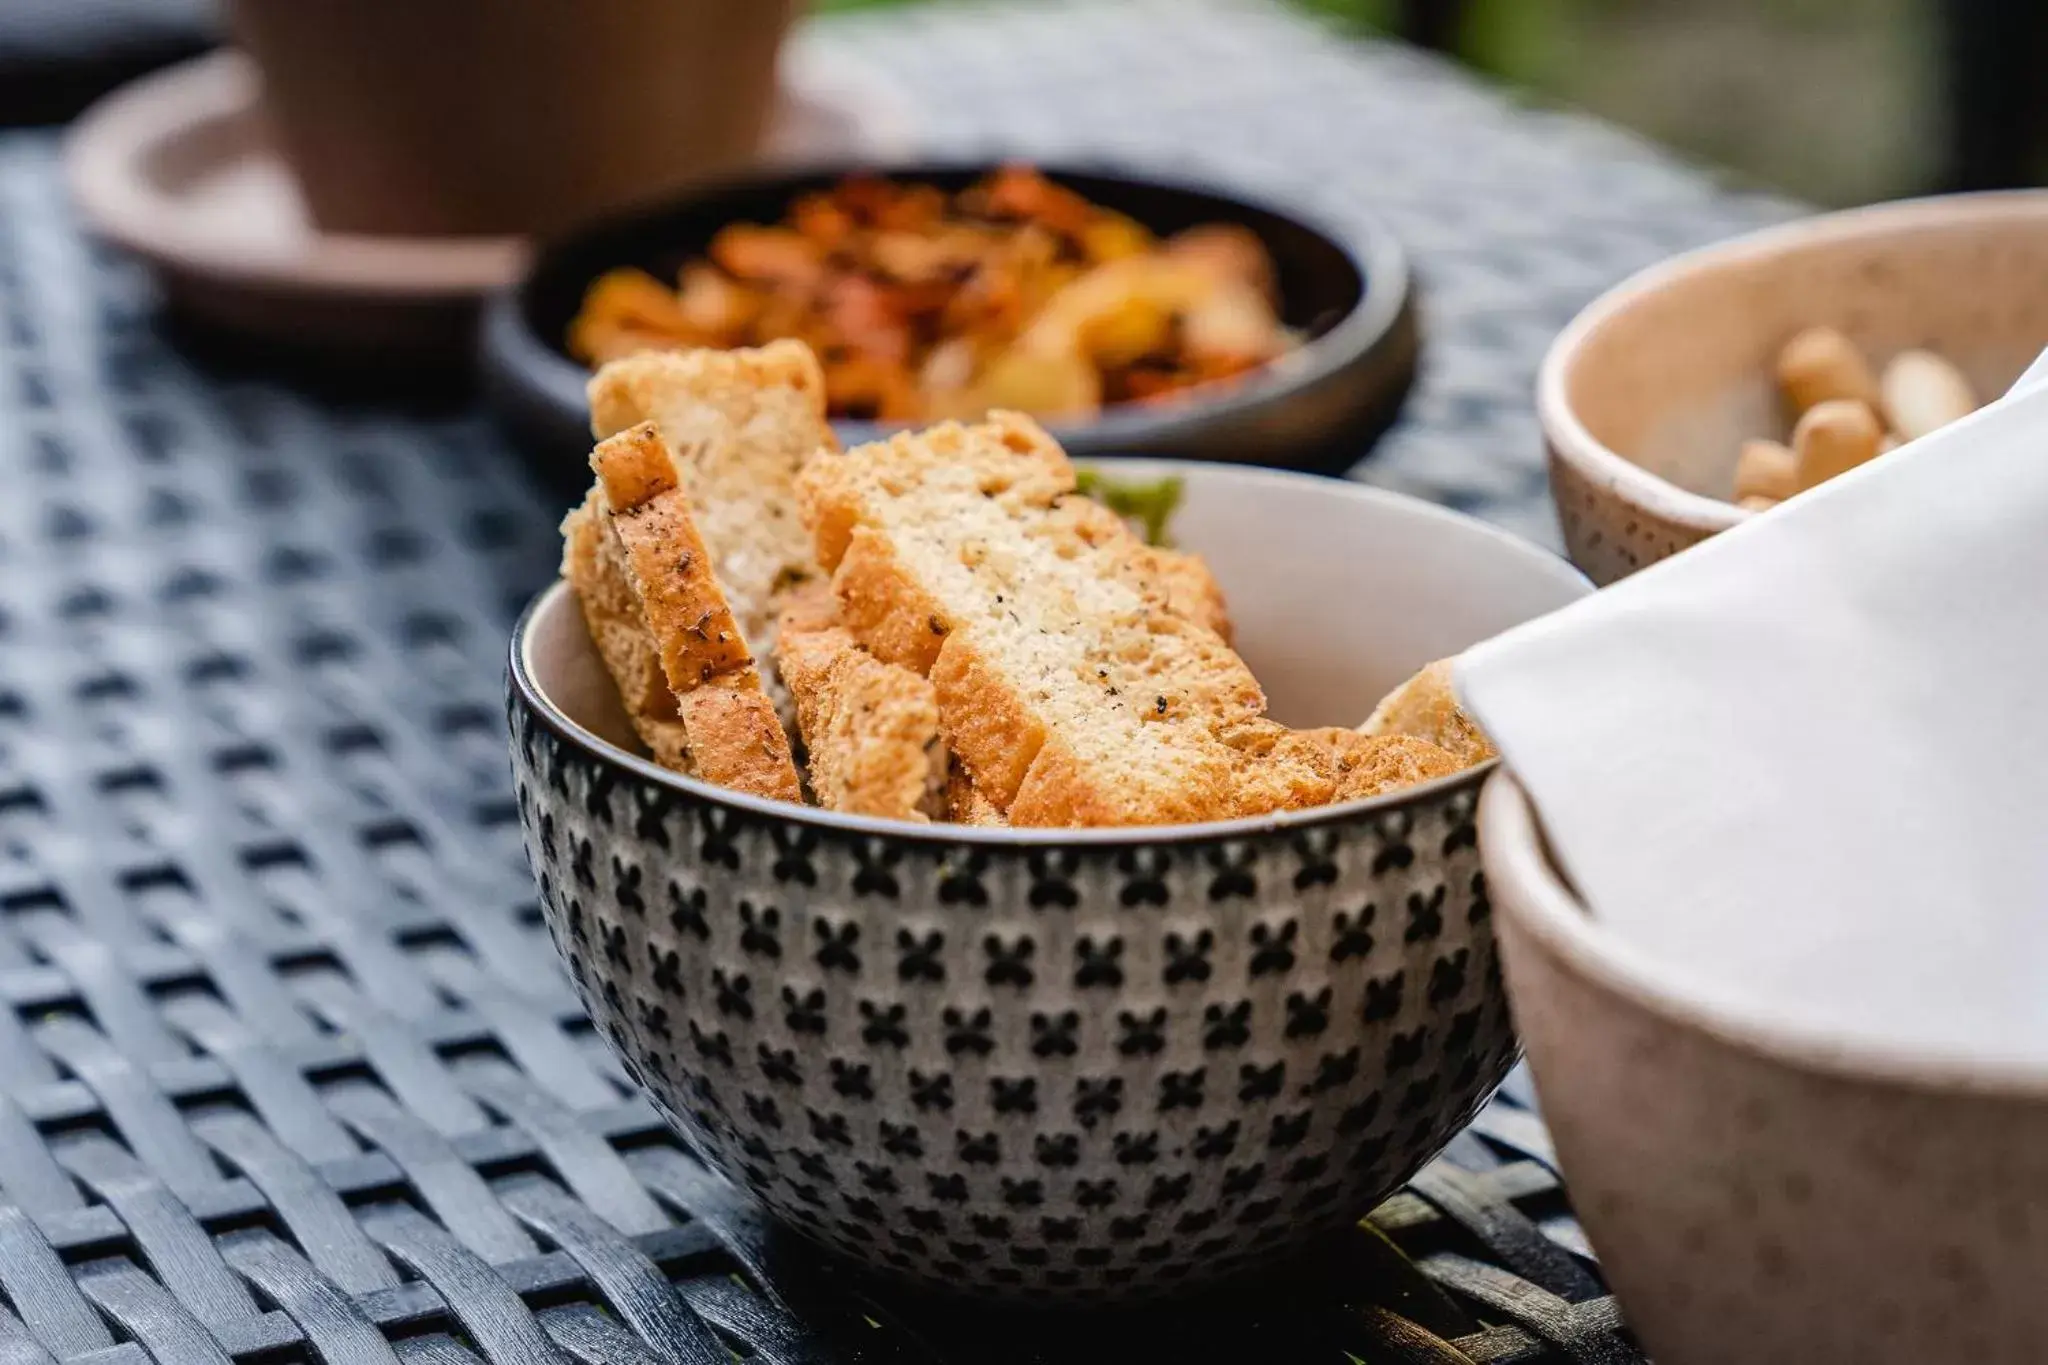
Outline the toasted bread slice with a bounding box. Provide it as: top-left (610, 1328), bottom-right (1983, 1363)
top-left (591, 424), bottom-right (753, 687)
top-left (773, 576), bottom-right (843, 642)
top-left (1131, 543), bottom-right (1233, 642)
top-left (777, 589), bottom-right (946, 821)
top-left (1216, 720), bottom-right (1345, 811)
top-left (676, 681), bottom-right (805, 801)
top-left (798, 411), bottom-right (1300, 827)
top-left (1335, 734), bottom-right (1463, 800)
top-left (945, 757), bottom-right (1007, 826)
top-left (587, 341), bottom-right (836, 720)
top-left (1361, 659), bottom-right (1495, 765)
top-left (591, 422), bottom-right (801, 802)
top-left (561, 490), bottom-right (694, 772)
top-left (1283, 727), bottom-right (1463, 801)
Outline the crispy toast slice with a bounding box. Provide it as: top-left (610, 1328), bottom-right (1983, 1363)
top-left (587, 341), bottom-right (836, 721)
top-left (560, 490), bottom-right (693, 772)
top-left (590, 422), bottom-right (801, 802)
top-left (1361, 659), bottom-right (1496, 765)
top-left (1284, 727), bottom-right (1463, 801)
top-left (776, 587), bottom-right (947, 820)
top-left (1131, 543), bottom-right (1232, 642)
top-left (797, 411), bottom-right (1308, 826)
top-left (675, 682), bottom-right (807, 801)
top-left (1335, 734), bottom-right (1463, 799)
top-left (945, 757), bottom-right (1007, 826)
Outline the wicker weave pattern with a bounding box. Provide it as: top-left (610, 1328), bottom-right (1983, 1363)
top-left (0, 2), bottom-right (1800, 1357)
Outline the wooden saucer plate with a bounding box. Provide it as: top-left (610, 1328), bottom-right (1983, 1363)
top-left (64, 48), bottom-right (915, 359)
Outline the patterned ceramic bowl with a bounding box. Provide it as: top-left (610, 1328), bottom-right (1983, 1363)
top-left (1540, 191), bottom-right (2048, 585)
top-left (506, 460), bottom-right (1589, 1301)
top-left (1483, 773), bottom-right (2048, 1363)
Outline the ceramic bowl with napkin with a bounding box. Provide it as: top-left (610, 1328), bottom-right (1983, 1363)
top-left (1465, 357), bottom-right (2048, 1364)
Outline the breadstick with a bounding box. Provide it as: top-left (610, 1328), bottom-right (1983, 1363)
top-left (1734, 439), bottom-right (1798, 503)
top-left (1791, 399), bottom-right (1883, 491)
top-left (1776, 326), bottom-right (1881, 416)
top-left (1881, 350), bottom-right (1977, 442)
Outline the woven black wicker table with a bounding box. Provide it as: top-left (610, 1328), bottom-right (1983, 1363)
top-left (0, 2), bottom-right (1799, 1360)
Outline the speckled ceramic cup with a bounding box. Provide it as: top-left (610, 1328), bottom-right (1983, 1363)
top-left (1540, 191), bottom-right (2048, 584)
top-left (507, 460), bottom-right (1589, 1301)
top-left (1483, 773), bottom-right (2048, 1364)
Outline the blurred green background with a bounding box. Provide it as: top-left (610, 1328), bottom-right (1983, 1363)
top-left (822, 0), bottom-right (1990, 208)
top-left (1297, 0), bottom-right (1940, 206)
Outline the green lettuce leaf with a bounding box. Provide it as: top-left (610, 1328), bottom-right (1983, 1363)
top-left (1074, 468), bottom-right (1185, 547)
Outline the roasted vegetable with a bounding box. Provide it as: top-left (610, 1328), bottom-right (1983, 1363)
top-left (568, 167), bottom-right (1296, 425)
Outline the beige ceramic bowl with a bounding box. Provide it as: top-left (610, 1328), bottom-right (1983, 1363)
top-left (1481, 774), bottom-right (2048, 1364)
top-left (1539, 191), bottom-right (2048, 584)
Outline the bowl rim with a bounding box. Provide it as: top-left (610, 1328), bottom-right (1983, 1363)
top-left (1537, 188), bottom-right (2048, 537)
top-left (1481, 770), bottom-right (2048, 1099)
top-left (480, 156), bottom-right (1412, 451)
top-left (510, 457), bottom-right (1591, 848)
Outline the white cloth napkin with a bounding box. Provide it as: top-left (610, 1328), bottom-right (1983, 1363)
top-left (1459, 358), bottom-right (2048, 1070)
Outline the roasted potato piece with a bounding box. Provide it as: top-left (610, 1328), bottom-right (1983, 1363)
top-left (709, 224), bottom-right (823, 288)
top-left (972, 347), bottom-right (1102, 419)
top-left (568, 268), bottom-right (708, 363)
top-left (1167, 223), bottom-right (1280, 301)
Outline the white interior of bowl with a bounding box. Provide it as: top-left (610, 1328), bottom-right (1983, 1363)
top-left (1549, 191), bottom-right (2048, 507)
top-left (521, 459), bottom-right (1590, 830)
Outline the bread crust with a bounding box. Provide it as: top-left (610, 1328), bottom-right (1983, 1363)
top-left (796, 411), bottom-right (1285, 825)
top-left (944, 757), bottom-right (1007, 826)
top-left (589, 337), bottom-right (832, 443)
top-left (927, 631), bottom-right (1048, 808)
top-left (586, 421), bottom-right (801, 801)
top-left (561, 490), bottom-right (687, 766)
top-left (588, 340), bottom-right (838, 721)
top-left (1335, 733), bottom-right (1462, 800)
top-left (1361, 659), bottom-right (1496, 765)
top-left (1277, 726), bottom-right (1463, 801)
top-left (1132, 543), bottom-right (1233, 641)
top-left (675, 682), bottom-right (803, 803)
top-left (592, 424), bottom-right (754, 688)
top-left (829, 526), bottom-right (953, 675)
top-left (636, 717), bottom-right (694, 773)
top-left (777, 590), bottom-right (945, 820)
top-left (1224, 721), bottom-right (1342, 813)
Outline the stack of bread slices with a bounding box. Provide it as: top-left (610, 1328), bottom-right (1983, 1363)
top-left (561, 340), bottom-right (1490, 827)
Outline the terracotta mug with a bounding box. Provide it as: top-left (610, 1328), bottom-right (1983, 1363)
top-left (225, 0), bottom-right (797, 238)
